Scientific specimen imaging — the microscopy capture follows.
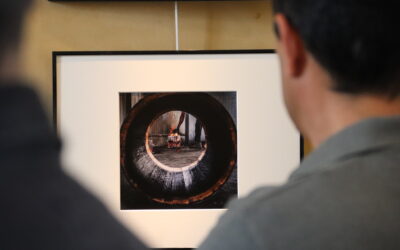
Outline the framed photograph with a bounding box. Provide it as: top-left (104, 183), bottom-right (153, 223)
top-left (120, 91), bottom-right (238, 210)
top-left (53, 50), bottom-right (301, 249)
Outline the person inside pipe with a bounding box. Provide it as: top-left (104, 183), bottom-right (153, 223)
top-left (198, 1), bottom-right (400, 250)
top-left (0, 1), bottom-right (146, 249)
top-left (175, 111), bottom-right (204, 148)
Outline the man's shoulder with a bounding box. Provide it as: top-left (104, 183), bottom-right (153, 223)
top-left (222, 154), bottom-right (400, 249)
top-left (199, 177), bottom-right (320, 249)
top-left (232, 152), bottom-right (400, 218)
top-left (199, 121), bottom-right (400, 249)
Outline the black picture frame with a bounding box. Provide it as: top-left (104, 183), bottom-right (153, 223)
top-left (52, 50), bottom-right (304, 249)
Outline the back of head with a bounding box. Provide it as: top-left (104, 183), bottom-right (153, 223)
top-left (0, 0), bottom-right (33, 63)
top-left (273, 0), bottom-right (400, 97)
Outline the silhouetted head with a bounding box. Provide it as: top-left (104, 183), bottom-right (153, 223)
top-left (273, 0), bottom-right (400, 97)
top-left (0, 0), bottom-right (33, 79)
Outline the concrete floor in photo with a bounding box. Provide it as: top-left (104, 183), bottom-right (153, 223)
top-left (152, 147), bottom-right (205, 168)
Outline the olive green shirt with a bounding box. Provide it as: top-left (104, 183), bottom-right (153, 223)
top-left (199, 116), bottom-right (400, 250)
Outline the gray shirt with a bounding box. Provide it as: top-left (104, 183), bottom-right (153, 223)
top-left (198, 116), bottom-right (400, 250)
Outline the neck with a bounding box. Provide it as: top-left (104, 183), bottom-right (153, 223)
top-left (307, 93), bottom-right (400, 148)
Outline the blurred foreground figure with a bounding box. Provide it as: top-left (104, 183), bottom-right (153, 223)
top-left (199, 0), bottom-right (400, 249)
top-left (0, 1), bottom-right (146, 249)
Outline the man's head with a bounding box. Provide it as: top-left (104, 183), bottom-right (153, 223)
top-left (273, 0), bottom-right (400, 146)
top-left (0, 0), bottom-right (33, 78)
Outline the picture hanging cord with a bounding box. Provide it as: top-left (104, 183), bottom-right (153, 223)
top-left (174, 1), bottom-right (180, 51)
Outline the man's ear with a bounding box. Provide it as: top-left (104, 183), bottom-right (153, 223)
top-left (275, 14), bottom-right (306, 77)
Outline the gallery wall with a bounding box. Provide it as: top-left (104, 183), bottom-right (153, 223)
top-left (21, 0), bottom-right (312, 153)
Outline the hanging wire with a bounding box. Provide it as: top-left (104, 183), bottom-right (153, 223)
top-left (174, 1), bottom-right (180, 51)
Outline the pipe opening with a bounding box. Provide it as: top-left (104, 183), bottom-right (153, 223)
top-left (145, 111), bottom-right (207, 172)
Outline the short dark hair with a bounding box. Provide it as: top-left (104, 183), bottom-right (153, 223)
top-left (273, 0), bottom-right (400, 97)
top-left (0, 0), bottom-right (32, 60)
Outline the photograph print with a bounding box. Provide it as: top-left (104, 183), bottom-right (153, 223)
top-left (120, 92), bottom-right (237, 210)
